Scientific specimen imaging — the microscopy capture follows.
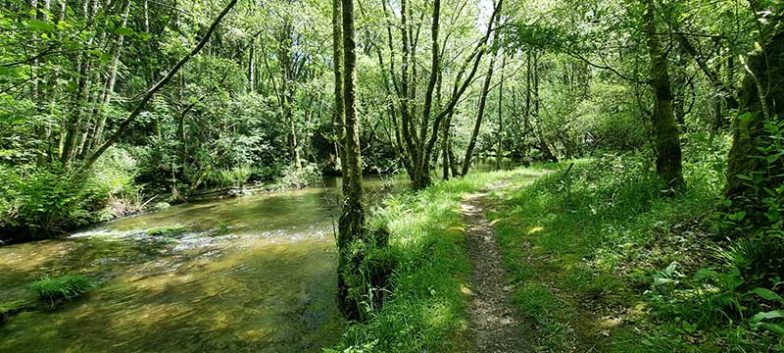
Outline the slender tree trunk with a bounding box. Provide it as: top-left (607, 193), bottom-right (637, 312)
top-left (643, 0), bottom-right (685, 191)
top-left (336, 0), bottom-right (366, 321)
top-left (462, 52), bottom-right (498, 176)
top-left (332, 0), bottom-right (346, 178)
top-left (414, 0), bottom-right (504, 187)
top-left (410, 0), bottom-right (442, 189)
top-left (248, 38), bottom-right (255, 93)
top-left (497, 55), bottom-right (506, 170)
top-left (61, 0), bottom-right (98, 168)
top-left (441, 110), bottom-right (453, 180)
top-left (87, 0), bottom-right (129, 154)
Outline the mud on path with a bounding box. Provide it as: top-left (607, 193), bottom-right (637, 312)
top-left (461, 183), bottom-right (528, 353)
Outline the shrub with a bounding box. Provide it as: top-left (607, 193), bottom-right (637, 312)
top-left (208, 165), bottom-right (253, 188)
top-left (91, 146), bottom-right (139, 197)
top-left (275, 163), bottom-right (321, 189)
top-left (14, 167), bottom-right (93, 237)
top-left (29, 274), bottom-right (92, 307)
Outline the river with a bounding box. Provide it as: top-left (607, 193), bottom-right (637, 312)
top-left (0, 176), bottom-right (402, 353)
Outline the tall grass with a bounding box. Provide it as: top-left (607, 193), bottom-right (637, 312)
top-left (489, 151), bottom-right (779, 352)
top-left (327, 169), bottom-right (543, 352)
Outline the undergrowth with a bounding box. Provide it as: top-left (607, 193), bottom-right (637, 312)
top-left (488, 149), bottom-right (782, 352)
top-left (327, 169), bottom-right (549, 353)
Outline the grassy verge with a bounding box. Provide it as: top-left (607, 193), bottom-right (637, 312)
top-left (487, 154), bottom-right (782, 352)
top-left (327, 168), bottom-right (549, 353)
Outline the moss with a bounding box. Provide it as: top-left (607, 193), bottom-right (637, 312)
top-left (146, 224), bottom-right (187, 237)
top-left (0, 298), bottom-right (35, 324)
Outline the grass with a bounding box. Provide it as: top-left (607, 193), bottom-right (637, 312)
top-left (146, 224), bottom-right (187, 237)
top-left (29, 274), bottom-right (92, 307)
top-left (327, 168), bottom-right (549, 353)
top-left (486, 153), bottom-right (781, 352)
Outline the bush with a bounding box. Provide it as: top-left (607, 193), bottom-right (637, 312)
top-left (0, 147), bottom-right (140, 240)
top-left (207, 165), bottom-right (253, 188)
top-left (0, 165), bottom-right (20, 230)
top-left (13, 167), bottom-right (93, 237)
top-left (274, 163), bottom-right (321, 189)
top-left (29, 274), bottom-right (92, 307)
top-left (91, 146), bottom-right (139, 197)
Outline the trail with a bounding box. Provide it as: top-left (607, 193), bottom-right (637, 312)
top-left (461, 182), bottom-right (528, 353)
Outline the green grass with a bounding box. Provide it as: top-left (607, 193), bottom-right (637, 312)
top-left (487, 154), bottom-right (781, 352)
top-left (29, 274), bottom-right (92, 307)
top-left (327, 149), bottom-right (781, 352)
top-left (146, 224), bottom-right (187, 237)
top-left (327, 168), bottom-right (549, 353)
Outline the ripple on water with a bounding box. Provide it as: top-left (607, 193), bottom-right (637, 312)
top-left (0, 183), bottom-right (359, 353)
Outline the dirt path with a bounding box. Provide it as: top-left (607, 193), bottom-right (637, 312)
top-left (461, 183), bottom-right (528, 353)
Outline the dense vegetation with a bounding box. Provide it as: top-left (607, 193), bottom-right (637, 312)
top-left (1, 0), bottom-right (783, 351)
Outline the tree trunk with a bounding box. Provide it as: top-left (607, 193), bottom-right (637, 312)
top-left (643, 0), bottom-right (685, 191)
top-left (497, 55), bottom-right (506, 170)
top-left (86, 0), bottom-right (130, 154)
top-left (462, 52), bottom-right (498, 176)
top-left (441, 110), bottom-right (454, 180)
top-left (61, 0), bottom-right (98, 168)
top-left (336, 0), bottom-right (366, 320)
top-left (332, 0), bottom-right (346, 178)
top-left (726, 26), bottom-right (784, 198)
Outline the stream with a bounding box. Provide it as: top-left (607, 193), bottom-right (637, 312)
top-left (0, 176), bottom-right (401, 353)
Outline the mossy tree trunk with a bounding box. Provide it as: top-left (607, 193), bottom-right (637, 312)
top-left (726, 12), bottom-right (784, 198)
top-left (336, 0), bottom-right (366, 320)
top-left (643, 0), bottom-right (686, 191)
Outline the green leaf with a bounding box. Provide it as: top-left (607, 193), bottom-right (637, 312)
top-left (750, 310), bottom-right (784, 323)
top-left (728, 211), bottom-right (746, 221)
top-left (26, 19), bottom-right (55, 32)
top-left (682, 321), bottom-right (698, 334)
top-left (694, 268), bottom-right (718, 282)
top-left (757, 323), bottom-right (784, 336)
top-left (113, 26), bottom-right (135, 37)
top-left (749, 288), bottom-right (784, 303)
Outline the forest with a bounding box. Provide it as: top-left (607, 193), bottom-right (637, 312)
top-left (0, 0), bottom-right (783, 352)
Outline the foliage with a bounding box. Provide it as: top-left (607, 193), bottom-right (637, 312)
top-left (1, 151), bottom-right (139, 239)
top-left (12, 167), bottom-right (94, 237)
top-left (329, 171), bottom-right (523, 352)
top-left (272, 163), bottom-right (322, 190)
top-left (489, 155), bottom-right (781, 352)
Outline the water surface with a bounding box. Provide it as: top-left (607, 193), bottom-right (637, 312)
top-left (0, 176), bottom-right (401, 353)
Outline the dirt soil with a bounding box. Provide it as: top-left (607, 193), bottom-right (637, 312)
top-left (460, 183), bottom-right (529, 353)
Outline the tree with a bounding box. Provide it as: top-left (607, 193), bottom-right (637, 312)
top-left (81, 0), bottom-right (240, 171)
top-left (383, 0), bottom-right (504, 189)
top-left (336, 0), bottom-right (366, 320)
top-left (642, 0), bottom-right (685, 191)
top-left (726, 1), bottom-right (783, 199)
